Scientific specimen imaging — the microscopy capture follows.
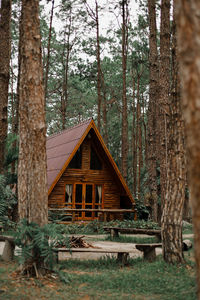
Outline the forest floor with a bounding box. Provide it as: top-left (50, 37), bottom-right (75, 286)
top-left (0, 233), bottom-right (196, 300)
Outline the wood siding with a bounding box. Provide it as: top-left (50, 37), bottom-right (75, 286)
top-left (48, 136), bottom-right (121, 211)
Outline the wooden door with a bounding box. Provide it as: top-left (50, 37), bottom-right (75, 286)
top-left (84, 184), bottom-right (93, 219)
top-left (74, 183), bottom-right (83, 219)
top-left (73, 183), bottom-right (103, 220)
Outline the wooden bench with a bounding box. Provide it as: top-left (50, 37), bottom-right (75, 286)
top-left (0, 235), bottom-right (15, 261)
top-left (54, 247), bottom-right (136, 265)
top-left (103, 227), bottom-right (161, 241)
top-left (135, 243), bottom-right (162, 261)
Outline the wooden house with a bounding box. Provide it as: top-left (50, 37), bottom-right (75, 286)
top-left (47, 119), bottom-right (135, 221)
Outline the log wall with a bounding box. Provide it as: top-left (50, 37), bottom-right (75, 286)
top-left (48, 137), bottom-right (121, 211)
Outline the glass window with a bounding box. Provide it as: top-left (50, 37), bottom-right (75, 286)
top-left (69, 147), bottom-right (82, 169)
top-left (95, 185), bottom-right (102, 204)
top-left (65, 184), bottom-right (73, 204)
top-left (86, 185), bottom-right (93, 203)
top-left (75, 184), bottom-right (82, 203)
top-left (90, 146), bottom-right (102, 170)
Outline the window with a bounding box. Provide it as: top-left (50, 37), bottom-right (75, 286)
top-left (90, 146), bottom-right (102, 170)
top-left (95, 185), bottom-right (102, 217)
top-left (65, 184), bottom-right (73, 207)
top-left (68, 147), bottom-right (82, 169)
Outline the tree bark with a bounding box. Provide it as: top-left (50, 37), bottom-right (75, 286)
top-left (18, 0), bottom-right (48, 226)
top-left (61, 8), bottom-right (72, 130)
top-left (175, 0), bottom-right (200, 295)
top-left (95, 0), bottom-right (102, 131)
top-left (101, 72), bottom-right (108, 145)
top-left (136, 76), bottom-right (141, 200)
top-left (44, 0), bottom-right (55, 106)
top-left (161, 4), bottom-right (186, 263)
top-left (0, 0), bottom-right (12, 173)
top-left (159, 0), bottom-right (171, 210)
top-left (147, 0), bottom-right (159, 222)
top-left (121, 0), bottom-right (129, 180)
top-left (132, 75), bottom-right (137, 197)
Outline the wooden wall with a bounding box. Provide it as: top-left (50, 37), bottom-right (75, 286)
top-left (48, 136), bottom-right (121, 210)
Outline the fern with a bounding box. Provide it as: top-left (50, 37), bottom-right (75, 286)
top-left (15, 220), bottom-right (71, 274)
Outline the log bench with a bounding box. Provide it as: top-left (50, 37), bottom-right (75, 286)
top-left (135, 243), bottom-right (162, 261)
top-left (54, 247), bottom-right (136, 265)
top-left (103, 227), bottom-right (161, 241)
top-left (0, 235), bottom-right (15, 261)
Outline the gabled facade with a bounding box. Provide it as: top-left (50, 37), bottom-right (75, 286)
top-left (47, 119), bottom-right (135, 221)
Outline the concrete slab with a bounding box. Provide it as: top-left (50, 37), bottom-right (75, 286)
top-left (1, 232), bottom-right (192, 262)
top-left (58, 240), bottom-right (163, 261)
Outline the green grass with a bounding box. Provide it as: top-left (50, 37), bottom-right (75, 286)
top-left (60, 257), bottom-right (196, 300)
top-left (183, 227), bottom-right (193, 235)
top-left (104, 235), bottom-right (159, 244)
top-left (0, 256), bottom-right (196, 300)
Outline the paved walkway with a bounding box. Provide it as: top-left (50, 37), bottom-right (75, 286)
top-left (0, 233), bottom-right (193, 261)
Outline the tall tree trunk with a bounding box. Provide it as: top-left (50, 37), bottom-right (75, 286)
top-left (142, 93), bottom-right (147, 167)
top-left (95, 0), bottom-right (102, 131)
top-left (101, 72), bottom-right (108, 145)
top-left (132, 76), bottom-right (137, 197)
top-left (175, 0), bottom-right (200, 295)
top-left (0, 0), bottom-right (12, 173)
top-left (121, 0), bottom-right (129, 180)
top-left (136, 76), bottom-right (141, 200)
top-left (44, 0), bottom-right (55, 106)
top-left (84, 0), bottom-right (102, 131)
top-left (161, 4), bottom-right (186, 263)
top-left (61, 10), bottom-right (72, 130)
top-left (147, 0), bottom-right (159, 222)
top-left (159, 0), bottom-right (171, 210)
top-left (18, 0), bottom-right (48, 226)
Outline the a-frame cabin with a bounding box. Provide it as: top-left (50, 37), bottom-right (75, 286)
top-left (47, 119), bottom-right (135, 221)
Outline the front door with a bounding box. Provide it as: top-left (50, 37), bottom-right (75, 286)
top-left (74, 183), bottom-right (103, 220)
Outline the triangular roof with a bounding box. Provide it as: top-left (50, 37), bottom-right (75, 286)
top-left (47, 119), bottom-right (134, 204)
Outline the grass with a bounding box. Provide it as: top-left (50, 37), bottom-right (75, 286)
top-left (0, 256), bottom-right (196, 300)
top-left (104, 235), bottom-right (159, 244)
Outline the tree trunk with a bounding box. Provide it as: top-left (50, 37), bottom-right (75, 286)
top-left (161, 4), bottom-right (186, 263)
top-left (61, 11), bottom-right (72, 130)
top-left (18, 0), bottom-right (48, 226)
top-left (136, 76), bottom-right (141, 200)
top-left (44, 0), bottom-right (55, 106)
top-left (101, 72), bottom-right (108, 145)
top-left (0, 0), bottom-right (12, 173)
top-left (121, 0), bottom-right (129, 180)
top-left (147, 0), bottom-right (159, 222)
top-left (95, 0), bottom-right (102, 131)
top-left (132, 76), bottom-right (137, 197)
top-left (159, 0), bottom-right (171, 210)
top-left (175, 0), bottom-right (200, 295)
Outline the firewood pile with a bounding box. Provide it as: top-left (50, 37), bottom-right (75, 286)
top-left (70, 236), bottom-right (94, 248)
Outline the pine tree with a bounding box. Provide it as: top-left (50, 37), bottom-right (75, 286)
top-left (18, 0), bottom-right (48, 226)
top-left (0, 0), bottom-right (12, 173)
top-left (175, 0), bottom-right (200, 295)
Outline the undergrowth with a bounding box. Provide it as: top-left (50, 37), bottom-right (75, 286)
top-left (52, 219), bottom-right (161, 235)
top-left (104, 235), bottom-right (158, 244)
top-left (0, 256), bottom-right (196, 300)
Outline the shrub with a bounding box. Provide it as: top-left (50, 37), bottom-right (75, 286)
top-left (0, 174), bottom-right (16, 230)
